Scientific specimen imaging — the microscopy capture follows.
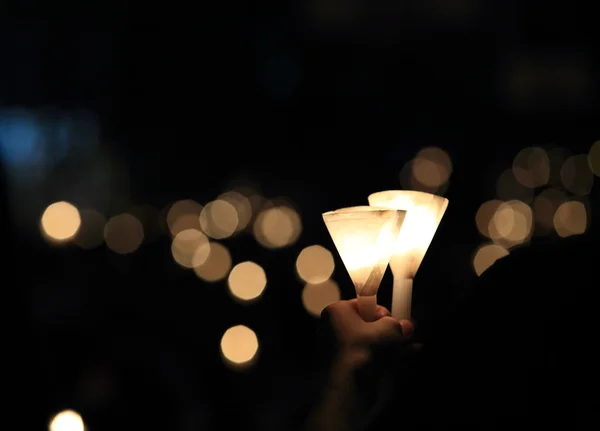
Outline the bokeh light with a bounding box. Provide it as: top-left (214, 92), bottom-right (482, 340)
top-left (475, 200), bottom-right (502, 238)
top-left (295, 245), bottom-right (335, 284)
top-left (228, 261), bottom-right (267, 302)
top-left (489, 200), bottom-right (534, 247)
top-left (49, 409), bottom-right (85, 431)
top-left (193, 242), bottom-right (232, 282)
top-left (171, 229), bottom-right (211, 269)
top-left (473, 244), bottom-right (509, 276)
top-left (253, 204), bottom-right (302, 248)
top-left (553, 200), bottom-right (588, 237)
top-left (512, 146), bottom-right (550, 188)
top-left (73, 209), bottom-right (106, 249)
top-left (199, 199), bottom-right (239, 239)
top-left (166, 199), bottom-right (203, 237)
top-left (400, 146), bottom-right (452, 194)
top-left (218, 191), bottom-right (253, 232)
top-left (302, 279), bottom-right (341, 317)
top-left (220, 325), bottom-right (259, 368)
top-left (104, 213), bottom-right (144, 254)
top-left (412, 147), bottom-right (452, 187)
top-left (41, 201), bottom-right (81, 243)
top-left (475, 141), bottom-right (594, 263)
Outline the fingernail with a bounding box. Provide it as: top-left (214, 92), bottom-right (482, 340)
top-left (376, 309), bottom-right (391, 319)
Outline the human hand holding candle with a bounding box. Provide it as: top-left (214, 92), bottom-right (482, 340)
top-left (368, 191), bottom-right (449, 321)
top-left (322, 299), bottom-right (415, 366)
top-left (304, 298), bottom-right (416, 431)
top-left (322, 206), bottom-right (406, 322)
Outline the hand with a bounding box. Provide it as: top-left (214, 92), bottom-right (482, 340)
top-left (321, 299), bottom-right (417, 371)
top-left (308, 299), bottom-right (420, 431)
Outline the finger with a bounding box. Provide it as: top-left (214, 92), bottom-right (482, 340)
top-left (398, 319), bottom-right (414, 339)
top-left (347, 298), bottom-right (359, 313)
top-left (320, 304), bottom-right (332, 320)
top-left (349, 300), bottom-right (390, 320)
top-left (375, 305), bottom-right (391, 319)
top-left (321, 299), bottom-right (351, 318)
top-left (370, 316), bottom-right (406, 341)
top-left (371, 316), bottom-right (416, 342)
top-left (321, 302), bottom-right (342, 321)
top-left (323, 300), bottom-right (364, 328)
top-left (348, 299), bottom-right (373, 321)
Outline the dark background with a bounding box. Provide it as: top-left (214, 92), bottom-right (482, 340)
top-left (2, 2), bottom-right (599, 430)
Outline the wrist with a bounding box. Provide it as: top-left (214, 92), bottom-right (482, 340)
top-left (332, 347), bottom-right (371, 376)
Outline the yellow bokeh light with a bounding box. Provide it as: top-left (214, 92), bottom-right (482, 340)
top-left (488, 200), bottom-right (533, 248)
top-left (49, 409), bottom-right (85, 431)
top-left (200, 199), bottom-right (239, 239)
top-left (219, 191), bottom-right (253, 232)
top-left (220, 325), bottom-right (259, 368)
top-left (228, 261), bottom-right (267, 302)
top-left (193, 242), bottom-right (232, 282)
top-left (171, 229), bottom-right (210, 268)
top-left (295, 245), bottom-right (335, 284)
top-left (104, 213), bottom-right (144, 254)
top-left (473, 244), bottom-right (509, 276)
top-left (41, 201), bottom-right (81, 243)
top-left (553, 201), bottom-right (587, 238)
top-left (413, 146), bottom-right (452, 187)
top-left (475, 200), bottom-right (502, 238)
top-left (588, 140), bottom-right (600, 176)
top-left (399, 147), bottom-right (452, 194)
top-left (253, 205), bottom-right (302, 249)
top-left (412, 158), bottom-right (441, 185)
top-left (302, 279), bottom-right (341, 317)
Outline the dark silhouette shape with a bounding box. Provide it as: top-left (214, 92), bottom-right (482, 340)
top-left (377, 230), bottom-right (599, 428)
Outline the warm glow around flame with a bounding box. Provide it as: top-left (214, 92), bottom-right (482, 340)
top-left (323, 206), bottom-right (406, 296)
top-left (368, 191), bottom-right (448, 278)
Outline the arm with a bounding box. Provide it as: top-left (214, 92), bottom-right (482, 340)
top-left (302, 300), bottom-right (414, 431)
top-left (303, 348), bottom-right (369, 431)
